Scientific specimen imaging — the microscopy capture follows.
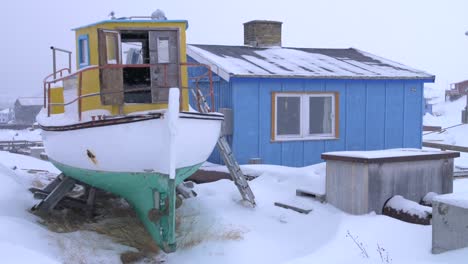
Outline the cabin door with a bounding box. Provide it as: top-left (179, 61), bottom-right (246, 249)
top-left (148, 30), bottom-right (180, 103)
top-left (98, 30), bottom-right (124, 105)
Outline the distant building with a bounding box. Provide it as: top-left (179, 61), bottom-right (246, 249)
top-left (0, 108), bottom-right (13, 123)
top-left (14, 97), bottom-right (43, 125)
top-left (188, 20), bottom-right (435, 166)
top-left (446, 80), bottom-right (468, 101)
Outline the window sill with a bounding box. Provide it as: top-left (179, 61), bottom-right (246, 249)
top-left (271, 136), bottom-right (339, 143)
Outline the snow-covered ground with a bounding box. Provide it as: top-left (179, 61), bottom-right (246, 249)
top-left (423, 93), bottom-right (468, 169)
top-left (0, 128), bottom-right (42, 142)
top-left (0, 86), bottom-right (466, 263)
top-left (0, 150), bottom-right (468, 264)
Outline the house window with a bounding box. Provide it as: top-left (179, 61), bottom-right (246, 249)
top-left (273, 92), bottom-right (339, 141)
top-left (78, 35), bottom-right (89, 68)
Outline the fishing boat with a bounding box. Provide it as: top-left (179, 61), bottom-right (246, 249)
top-left (37, 15), bottom-right (223, 252)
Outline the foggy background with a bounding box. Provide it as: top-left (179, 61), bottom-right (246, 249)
top-left (1, 0), bottom-right (467, 108)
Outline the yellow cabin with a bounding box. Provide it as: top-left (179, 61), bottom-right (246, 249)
top-left (47, 17), bottom-right (190, 118)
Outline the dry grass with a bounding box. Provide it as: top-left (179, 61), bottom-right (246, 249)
top-left (177, 216), bottom-right (246, 249)
top-left (35, 190), bottom-right (161, 263)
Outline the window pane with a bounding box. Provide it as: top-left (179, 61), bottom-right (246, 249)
top-left (122, 42), bottom-right (143, 64)
top-left (309, 96), bottom-right (333, 134)
top-left (277, 96), bottom-right (300, 135)
top-left (79, 39), bottom-right (88, 65)
top-left (157, 37), bottom-right (170, 63)
top-left (106, 34), bottom-right (118, 64)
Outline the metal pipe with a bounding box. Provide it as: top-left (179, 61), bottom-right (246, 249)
top-left (47, 83), bottom-right (51, 117)
top-left (43, 83), bottom-right (46, 108)
top-left (51, 47), bottom-right (56, 80)
top-left (68, 52), bottom-right (72, 74)
top-left (51, 46), bottom-right (72, 54)
top-left (50, 46), bottom-right (73, 77)
top-left (208, 67), bottom-right (214, 112)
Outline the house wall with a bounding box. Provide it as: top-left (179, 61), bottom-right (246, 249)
top-left (230, 78), bottom-right (424, 166)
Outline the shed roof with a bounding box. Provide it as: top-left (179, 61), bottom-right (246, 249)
top-left (187, 44), bottom-right (435, 82)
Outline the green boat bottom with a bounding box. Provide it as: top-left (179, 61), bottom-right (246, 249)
top-left (50, 159), bottom-right (202, 253)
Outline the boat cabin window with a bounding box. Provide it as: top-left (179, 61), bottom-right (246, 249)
top-left (105, 33), bottom-right (120, 64)
top-left (78, 35), bottom-right (89, 68)
top-left (157, 37), bottom-right (170, 63)
top-left (120, 31), bottom-right (151, 103)
top-left (99, 29), bottom-right (180, 105)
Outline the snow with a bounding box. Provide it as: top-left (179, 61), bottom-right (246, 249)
top-left (0, 151), bottom-right (135, 263)
top-left (168, 88), bottom-right (180, 179)
top-left (0, 150), bottom-right (468, 263)
top-left (433, 192), bottom-right (468, 209)
top-left (424, 95), bottom-right (466, 128)
top-left (187, 45), bottom-right (434, 81)
top-left (322, 148), bottom-right (454, 159)
top-left (385, 195), bottom-right (432, 218)
top-left (422, 94), bottom-right (468, 170)
top-left (0, 128), bottom-right (42, 141)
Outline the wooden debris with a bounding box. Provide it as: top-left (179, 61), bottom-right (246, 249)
top-left (274, 202), bottom-right (313, 214)
top-left (296, 189), bottom-right (326, 203)
top-left (383, 195), bottom-right (432, 225)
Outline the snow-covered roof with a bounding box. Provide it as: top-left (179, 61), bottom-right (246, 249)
top-left (0, 108), bottom-right (10, 114)
top-left (16, 97), bottom-right (43, 106)
top-left (187, 44), bottom-right (435, 82)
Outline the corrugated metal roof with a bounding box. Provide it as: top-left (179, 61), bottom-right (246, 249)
top-left (187, 44), bottom-right (435, 82)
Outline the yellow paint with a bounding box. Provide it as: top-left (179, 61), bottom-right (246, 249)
top-left (72, 20), bottom-right (190, 117)
top-left (50, 87), bottom-right (65, 114)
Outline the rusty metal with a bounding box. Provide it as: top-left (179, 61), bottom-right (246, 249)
top-left (50, 47), bottom-right (72, 79)
top-left (78, 72), bottom-right (83, 121)
top-left (47, 83), bottom-right (51, 117)
top-left (43, 62), bottom-right (216, 118)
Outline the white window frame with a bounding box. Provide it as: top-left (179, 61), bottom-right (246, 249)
top-left (273, 92), bottom-right (338, 141)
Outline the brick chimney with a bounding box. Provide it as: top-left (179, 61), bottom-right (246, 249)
top-left (243, 20), bottom-right (282, 48)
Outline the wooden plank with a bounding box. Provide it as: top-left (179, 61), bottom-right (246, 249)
top-left (98, 29), bottom-right (124, 105)
top-left (423, 126), bottom-right (442, 132)
top-left (274, 202), bottom-right (313, 214)
top-left (423, 142), bottom-right (468, 153)
top-left (296, 189), bottom-right (326, 203)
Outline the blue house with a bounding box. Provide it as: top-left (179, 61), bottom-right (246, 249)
top-left (187, 20), bottom-right (435, 167)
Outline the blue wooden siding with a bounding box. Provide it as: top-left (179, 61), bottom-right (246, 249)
top-left (230, 77), bottom-right (424, 166)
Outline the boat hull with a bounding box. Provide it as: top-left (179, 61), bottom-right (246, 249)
top-left (39, 111), bottom-right (223, 252)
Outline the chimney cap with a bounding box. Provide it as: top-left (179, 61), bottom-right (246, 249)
top-left (243, 20), bottom-right (282, 25)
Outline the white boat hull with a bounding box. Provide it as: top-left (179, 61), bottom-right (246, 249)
top-left (40, 112), bottom-right (223, 175)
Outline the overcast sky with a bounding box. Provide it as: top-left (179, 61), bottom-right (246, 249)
top-left (1, 0), bottom-right (468, 106)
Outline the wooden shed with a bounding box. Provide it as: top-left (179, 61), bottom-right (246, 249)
top-left (187, 20), bottom-right (435, 167)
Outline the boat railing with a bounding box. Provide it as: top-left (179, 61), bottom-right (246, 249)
top-left (43, 63), bottom-right (215, 121)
